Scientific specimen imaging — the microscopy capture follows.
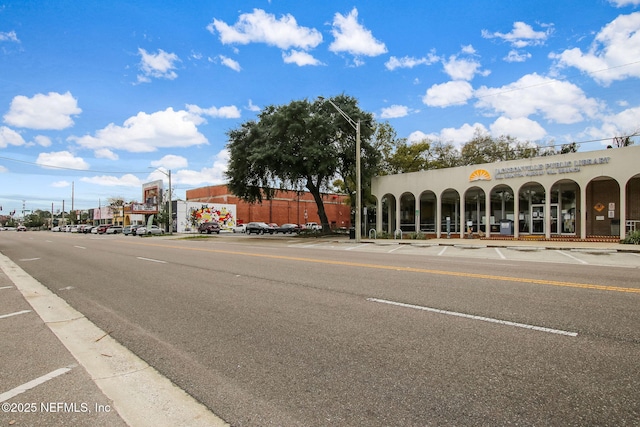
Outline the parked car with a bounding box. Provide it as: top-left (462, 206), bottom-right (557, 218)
top-left (51, 226), bottom-right (61, 232)
top-left (16, 225), bottom-right (27, 232)
top-left (275, 223), bottom-right (301, 234)
top-left (96, 224), bottom-right (112, 234)
top-left (123, 225), bottom-right (141, 236)
top-left (106, 226), bottom-right (123, 234)
top-left (81, 224), bottom-right (95, 233)
top-left (304, 222), bottom-right (322, 231)
top-left (198, 222), bottom-right (221, 234)
top-left (246, 222), bottom-right (275, 235)
top-left (232, 224), bottom-right (246, 233)
top-left (137, 225), bottom-right (164, 236)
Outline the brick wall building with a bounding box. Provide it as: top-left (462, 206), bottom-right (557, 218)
top-left (186, 185), bottom-right (352, 229)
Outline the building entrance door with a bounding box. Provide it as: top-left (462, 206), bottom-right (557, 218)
top-left (550, 204), bottom-right (559, 235)
top-left (531, 204), bottom-right (545, 234)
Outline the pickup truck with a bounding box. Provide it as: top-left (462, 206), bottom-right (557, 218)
top-left (304, 222), bottom-right (322, 231)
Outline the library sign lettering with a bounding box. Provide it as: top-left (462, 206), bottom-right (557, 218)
top-left (495, 157), bottom-right (611, 180)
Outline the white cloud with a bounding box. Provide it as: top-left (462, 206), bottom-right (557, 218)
top-left (0, 31), bottom-right (19, 42)
top-left (439, 123), bottom-right (489, 147)
top-left (282, 50), bottom-right (323, 66)
top-left (422, 81), bottom-right (474, 107)
top-left (482, 21), bottom-right (551, 48)
top-left (474, 73), bottom-right (602, 124)
top-left (550, 12), bottom-right (640, 85)
top-left (151, 154), bottom-right (189, 169)
top-left (489, 116), bottom-right (547, 141)
top-left (208, 9), bottom-right (322, 50)
top-left (80, 174), bottom-right (142, 187)
top-left (504, 50), bottom-right (532, 63)
top-left (380, 105), bottom-right (410, 119)
top-left (36, 151), bottom-right (90, 170)
top-left (186, 104), bottom-right (241, 120)
top-left (95, 148), bottom-right (118, 160)
top-left (0, 165), bottom-right (7, 173)
top-left (33, 135), bottom-right (51, 147)
top-left (329, 8), bottom-right (387, 58)
top-left (609, 0), bottom-right (640, 6)
top-left (137, 48), bottom-right (180, 83)
top-left (583, 105), bottom-right (640, 143)
top-left (70, 107), bottom-right (209, 153)
top-left (246, 99), bottom-right (261, 112)
top-left (219, 55), bottom-right (241, 71)
top-left (407, 130), bottom-right (431, 143)
top-left (4, 91), bottom-right (81, 130)
top-left (171, 149), bottom-right (229, 186)
top-left (51, 180), bottom-right (71, 188)
top-left (385, 53), bottom-right (439, 70)
top-left (0, 126), bottom-right (26, 147)
top-left (443, 54), bottom-right (485, 81)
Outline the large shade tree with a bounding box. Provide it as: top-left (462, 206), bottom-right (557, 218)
top-left (225, 95), bottom-right (377, 232)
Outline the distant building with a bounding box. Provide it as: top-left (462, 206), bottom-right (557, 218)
top-left (186, 184), bottom-right (352, 229)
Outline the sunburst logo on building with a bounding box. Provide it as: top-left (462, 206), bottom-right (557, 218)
top-left (469, 169), bottom-right (491, 182)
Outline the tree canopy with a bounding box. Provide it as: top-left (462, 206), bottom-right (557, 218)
top-left (225, 95), bottom-right (376, 231)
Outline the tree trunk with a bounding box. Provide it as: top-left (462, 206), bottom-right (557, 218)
top-left (306, 179), bottom-right (330, 233)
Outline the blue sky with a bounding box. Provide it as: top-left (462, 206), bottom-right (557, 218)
top-left (2, 0), bottom-right (640, 214)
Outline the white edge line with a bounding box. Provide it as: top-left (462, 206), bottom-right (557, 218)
top-left (495, 248), bottom-right (506, 259)
top-left (0, 366), bottom-right (74, 403)
top-left (0, 286), bottom-right (13, 290)
top-left (136, 257), bottom-right (167, 264)
top-left (368, 298), bottom-right (578, 337)
top-left (74, 245), bottom-right (87, 250)
top-left (554, 249), bottom-right (589, 265)
top-left (387, 246), bottom-right (403, 253)
top-left (0, 309), bottom-right (32, 319)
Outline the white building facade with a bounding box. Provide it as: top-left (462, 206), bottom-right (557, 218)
top-left (371, 145), bottom-right (640, 240)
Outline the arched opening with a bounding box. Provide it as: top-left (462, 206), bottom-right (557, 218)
top-left (550, 179), bottom-right (580, 235)
top-left (626, 174), bottom-right (640, 234)
top-left (586, 177), bottom-right (620, 237)
top-left (489, 185), bottom-right (515, 234)
top-left (440, 189), bottom-right (460, 235)
top-left (464, 187), bottom-right (486, 234)
top-left (518, 183), bottom-right (545, 234)
top-left (400, 192), bottom-right (416, 232)
top-left (419, 190), bottom-right (437, 234)
top-left (381, 194), bottom-right (396, 234)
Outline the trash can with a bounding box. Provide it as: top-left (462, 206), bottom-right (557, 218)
top-left (500, 219), bottom-right (514, 235)
top-left (349, 227), bottom-right (355, 239)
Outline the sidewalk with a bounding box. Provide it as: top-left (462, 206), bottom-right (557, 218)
top-left (357, 236), bottom-right (640, 253)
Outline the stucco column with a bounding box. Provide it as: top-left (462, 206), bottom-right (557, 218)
top-left (580, 186), bottom-right (587, 239)
top-left (545, 185), bottom-right (551, 240)
top-left (485, 193), bottom-right (491, 238)
top-left (395, 196), bottom-right (402, 237)
top-left (620, 185), bottom-right (626, 240)
top-left (514, 194), bottom-right (520, 239)
top-left (460, 194), bottom-right (466, 238)
top-left (376, 198), bottom-right (382, 237)
top-left (436, 197), bottom-right (442, 238)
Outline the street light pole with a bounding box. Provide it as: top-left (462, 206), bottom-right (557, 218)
top-left (320, 97), bottom-right (362, 243)
top-left (150, 168), bottom-right (172, 234)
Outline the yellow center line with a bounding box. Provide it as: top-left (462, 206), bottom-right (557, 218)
top-left (124, 240), bottom-right (640, 294)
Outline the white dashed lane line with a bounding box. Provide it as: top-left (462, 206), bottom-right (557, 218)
top-left (0, 366), bottom-right (75, 403)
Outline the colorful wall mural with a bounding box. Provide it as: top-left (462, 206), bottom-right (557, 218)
top-left (176, 201), bottom-right (237, 233)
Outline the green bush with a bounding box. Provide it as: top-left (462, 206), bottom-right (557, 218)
top-left (621, 230), bottom-right (640, 244)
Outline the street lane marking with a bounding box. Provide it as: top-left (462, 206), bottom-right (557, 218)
top-left (495, 248), bottom-right (506, 259)
top-left (346, 244), bottom-right (369, 251)
top-left (387, 246), bottom-right (403, 253)
top-left (437, 247), bottom-right (448, 256)
top-left (136, 257), bottom-right (167, 264)
top-left (74, 245), bottom-right (87, 249)
top-left (368, 298), bottom-right (578, 337)
top-left (0, 286), bottom-right (13, 290)
top-left (0, 309), bottom-right (31, 319)
top-left (0, 366), bottom-right (75, 403)
top-left (555, 250), bottom-right (589, 264)
top-left (123, 241), bottom-right (640, 294)
top-left (18, 258), bottom-right (40, 262)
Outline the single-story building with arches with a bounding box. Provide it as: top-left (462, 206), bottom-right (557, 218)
top-left (371, 145), bottom-right (640, 240)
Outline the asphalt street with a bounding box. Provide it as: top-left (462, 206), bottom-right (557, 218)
top-left (1, 231), bottom-right (639, 426)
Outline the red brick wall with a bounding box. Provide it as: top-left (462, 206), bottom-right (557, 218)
top-left (186, 185), bottom-right (351, 228)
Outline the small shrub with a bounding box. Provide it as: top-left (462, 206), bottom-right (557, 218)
top-left (621, 230), bottom-right (640, 244)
